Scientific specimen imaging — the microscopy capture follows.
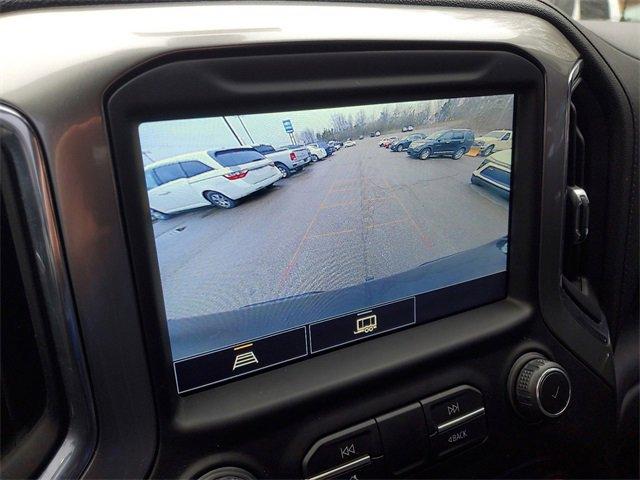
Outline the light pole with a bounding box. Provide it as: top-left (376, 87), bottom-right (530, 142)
top-left (142, 151), bottom-right (154, 165)
top-left (222, 116), bottom-right (243, 145)
top-left (237, 116), bottom-right (255, 144)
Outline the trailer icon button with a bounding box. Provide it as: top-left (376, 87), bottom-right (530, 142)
top-left (354, 313), bottom-right (377, 334)
top-left (309, 297), bottom-right (415, 353)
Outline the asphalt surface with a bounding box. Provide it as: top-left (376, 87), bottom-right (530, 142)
top-left (153, 134), bottom-right (509, 323)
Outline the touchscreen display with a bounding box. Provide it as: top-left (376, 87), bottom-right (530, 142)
top-left (138, 95), bottom-right (514, 393)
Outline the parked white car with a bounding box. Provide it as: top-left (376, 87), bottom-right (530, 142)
top-left (254, 143), bottom-right (310, 177)
top-left (474, 129), bottom-right (512, 156)
top-left (470, 148), bottom-right (512, 198)
top-left (145, 147), bottom-right (282, 215)
top-left (305, 144), bottom-right (328, 161)
top-left (344, 140), bottom-right (356, 147)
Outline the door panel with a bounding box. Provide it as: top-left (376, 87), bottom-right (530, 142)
top-left (451, 132), bottom-right (464, 152)
top-left (437, 132), bottom-right (453, 154)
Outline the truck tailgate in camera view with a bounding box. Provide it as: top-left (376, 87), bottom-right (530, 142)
top-left (253, 143), bottom-right (311, 177)
top-left (138, 95), bottom-right (514, 390)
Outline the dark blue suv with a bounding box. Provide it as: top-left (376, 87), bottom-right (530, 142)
top-left (407, 129), bottom-right (475, 160)
top-left (390, 132), bottom-right (426, 152)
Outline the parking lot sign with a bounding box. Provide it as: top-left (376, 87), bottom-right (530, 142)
top-left (282, 119), bottom-right (294, 133)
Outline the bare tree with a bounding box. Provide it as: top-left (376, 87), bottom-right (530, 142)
top-left (317, 97), bottom-right (508, 141)
top-left (299, 128), bottom-right (316, 144)
top-left (377, 107), bottom-right (391, 132)
top-left (331, 113), bottom-right (351, 132)
top-left (319, 128), bottom-right (334, 141)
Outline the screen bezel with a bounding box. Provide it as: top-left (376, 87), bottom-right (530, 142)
top-left (105, 42), bottom-right (543, 402)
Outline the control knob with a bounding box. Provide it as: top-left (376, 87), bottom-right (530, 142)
top-left (510, 354), bottom-right (571, 419)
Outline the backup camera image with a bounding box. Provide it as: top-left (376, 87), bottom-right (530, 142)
top-left (139, 95), bottom-right (514, 392)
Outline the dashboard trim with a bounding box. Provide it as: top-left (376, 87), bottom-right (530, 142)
top-left (0, 105), bottom-right (97, 479)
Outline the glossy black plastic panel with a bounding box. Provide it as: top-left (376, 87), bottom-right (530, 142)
top-left (103, 44), bottom-right (603, 479)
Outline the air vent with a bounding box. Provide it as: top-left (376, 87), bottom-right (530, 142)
top-left (561, 77), bottom-right (609, 339)
top-left (564, 88), bottom-right (589, 280)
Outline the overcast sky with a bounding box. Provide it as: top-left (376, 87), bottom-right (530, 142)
top-left (138, 99), bottom-right (437, 163)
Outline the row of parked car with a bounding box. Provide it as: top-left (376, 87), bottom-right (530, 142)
top-left (145, 141), bottom-right (340, 218)
top-left (380, 128), bottom-right (512, 160)
top-left (145, 128), bottom-right (513, 220)
top-left (379, 128), bottom-right (513, 197)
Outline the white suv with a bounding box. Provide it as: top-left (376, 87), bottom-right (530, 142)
top-left (145, 147), bottom-right (282, 215)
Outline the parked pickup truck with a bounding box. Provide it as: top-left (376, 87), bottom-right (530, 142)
top-left (253, 143), bottom-right (311, 178)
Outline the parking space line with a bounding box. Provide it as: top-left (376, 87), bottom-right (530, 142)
top-left (320, 195), bottom-right (391, 210)
top-left (278, 177), bottom-right (340, 287)
top-left (384, 178), bottom-right (434, 249)
top-left (307, 218), bottom-right (408, 239)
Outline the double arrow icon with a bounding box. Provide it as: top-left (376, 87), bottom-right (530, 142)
top-left (340, 443), bottom-right (356, 458)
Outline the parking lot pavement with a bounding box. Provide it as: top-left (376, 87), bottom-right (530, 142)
top-left (153, 135), bottom-right (508, 322)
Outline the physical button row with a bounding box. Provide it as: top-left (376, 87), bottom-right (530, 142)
top-left (302, 385), bottom-right (487, 479)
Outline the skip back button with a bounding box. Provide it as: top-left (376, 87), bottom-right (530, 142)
top-left (303, 420), bottom-right (383, 478)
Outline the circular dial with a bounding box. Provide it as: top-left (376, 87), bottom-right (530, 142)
top-left (514, 357), bottom-right (571, 419)
top-left (198, 467), bottom-right (255, 480)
